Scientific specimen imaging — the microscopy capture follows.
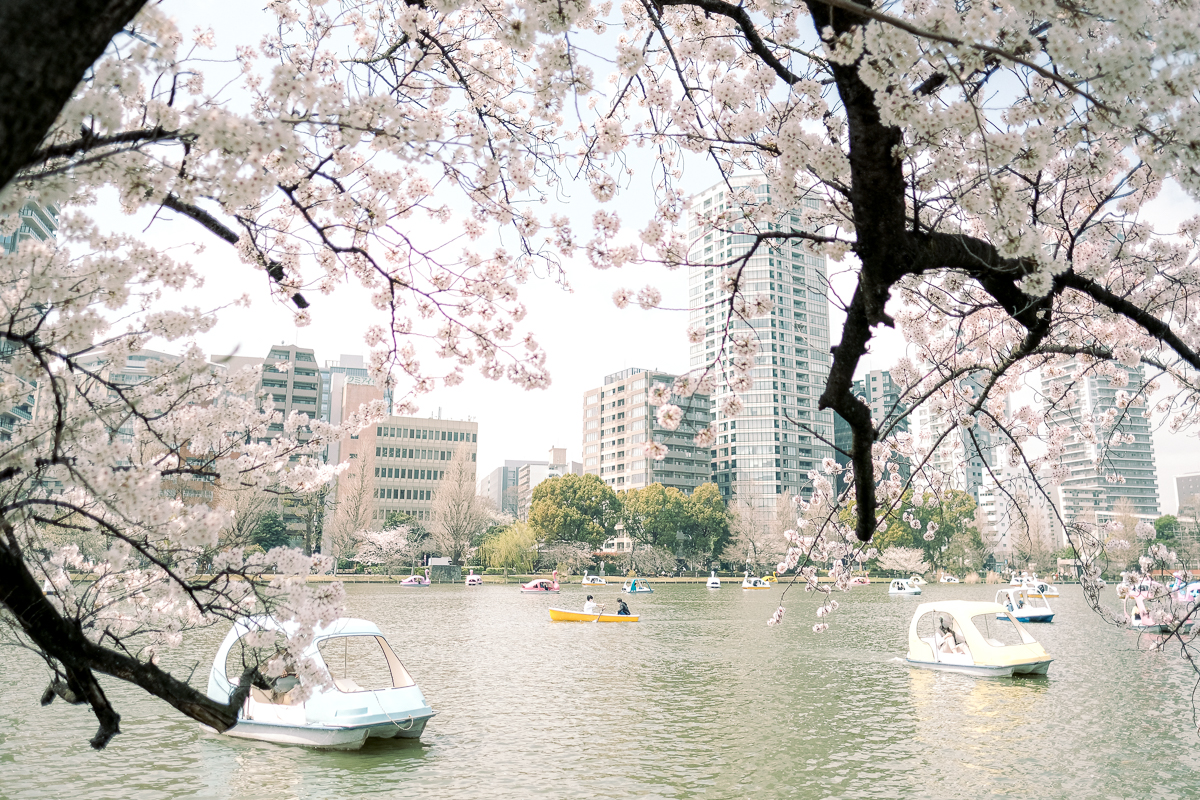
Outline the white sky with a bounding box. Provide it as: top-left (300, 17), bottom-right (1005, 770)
top-left (121, 0), bottom-right (1199, 513)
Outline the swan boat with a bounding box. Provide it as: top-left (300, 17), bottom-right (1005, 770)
top-left (1011, 573), bottom-right (1059, 598)
top-left (996, 586), bottom-right (1054, 623)
top-left (940, 575), bottom-right (960, 583)
top-left (400, 569), bottom-right (430, 587)
top-left (581, 573), bottom-right (608, 586)
top-left (1124, 591), bottom-right (1194, 635)
top-left (548, 607), bottom-right (640, 622)
top-left (849, 575), bottom-right (871, 586)
top-left (203, 616), bottom-right (436, 750)
top-left (905, 601), bottom-right (1053, 678)
top-left (465, 569), bottom-right (483, 586)
top-left (889, 578), bottom-right (922, 596)
top-left (622, 577), bottom-right (654, 593)
top-left (909, 574), bottom-right (927, 586)
top-left (520, 576), bottom-right (561, 593)
top-left (742, 571), bottom-right (771, 590)
top-left (706, 570), bottom-right (721, 589)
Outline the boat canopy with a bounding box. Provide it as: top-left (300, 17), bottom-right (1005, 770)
top-left (906, 601), bottom-right (1048, 668)
top-left (207, 616), bottom-right (415, 706)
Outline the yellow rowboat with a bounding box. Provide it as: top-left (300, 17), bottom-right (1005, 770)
top-left (548, 607), bottom-right (639, 623)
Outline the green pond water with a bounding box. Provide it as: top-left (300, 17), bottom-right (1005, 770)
top-left (1, 582), bottom-right (1197, 799)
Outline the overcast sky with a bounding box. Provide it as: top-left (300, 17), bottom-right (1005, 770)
top-left (123, 1), bottom-right (1200, 513)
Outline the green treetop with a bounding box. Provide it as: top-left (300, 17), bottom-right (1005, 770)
top-left (527, 473), bottom-right (621, 548)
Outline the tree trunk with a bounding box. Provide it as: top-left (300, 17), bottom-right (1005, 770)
top-left (0, 0), bottom-right (150, 193)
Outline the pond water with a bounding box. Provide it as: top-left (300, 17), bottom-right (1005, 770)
top-left (2, 581), bottom-right (1197, 799)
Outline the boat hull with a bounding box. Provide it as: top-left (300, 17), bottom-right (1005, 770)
top-left (521, 588), bottom-right (560, 593)
top-left (889, 589), bottom-right (922, 596)
top-left (999, 610), bottom-right (1055, 623)
top-left (549, 607), bottom-right (639, 622)
top-left (202, 713), bottom-right (432, 749)
top-left (905, 658), bottom-right (1052, 678)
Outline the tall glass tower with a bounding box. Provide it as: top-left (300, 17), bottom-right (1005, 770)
top-left (686, 176), bottom-right (835, 511)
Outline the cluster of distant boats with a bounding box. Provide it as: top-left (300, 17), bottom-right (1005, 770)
top-left (197, 568), bottom-right (1196, 753)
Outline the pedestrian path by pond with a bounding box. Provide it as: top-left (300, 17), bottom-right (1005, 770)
top-left (2, 583), bottom-right (1197, 799)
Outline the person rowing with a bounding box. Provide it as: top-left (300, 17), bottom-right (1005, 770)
top-left (583, 595), bottom-right (603, 615)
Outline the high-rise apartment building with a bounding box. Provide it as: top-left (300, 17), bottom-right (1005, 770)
top-left (686, 176), bottom-right (834, 508)
top-left (833, 369), bottom-right (910, 489)
top-left (909, 374), bottom-right (1003, 509)
top-left (1, 202), bottom-right (58, 254)
top-left (1041, 359), bottom-right (1160, 534)
top-left (211, 345), bottom-right (324, 538)
top-left (976, 445), bottom-right (1054, 558)
top-left (1, 203), bottom-right (57, 443)
top-left (581, 368), bottom-right (712, 494)
top-left (212, 345), bottom-right (323, 448)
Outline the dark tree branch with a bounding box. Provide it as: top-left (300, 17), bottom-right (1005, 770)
top-left (1061, 272), bottom-right (1200, 373)
top-left (659, 0), bottom-right (801, 86)
top-left (160, 194), bottom-right (309, 309)
top-left (0, 524), bottom-right (249, 749)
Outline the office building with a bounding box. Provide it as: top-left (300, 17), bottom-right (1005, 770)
top-left (1177, 472), bottom-right (1200, 515)
top-left (480, 460), bottom-right (538, 517)
top-left (686, 176), bottom-right (834, 509)
top-left (582, 368), bottom-right (712, 494)
top-left (75, 349), bottom-right (222, 504)
top-left (338, 414), bottom-right (479, 524)
top-left (515, 447), bottom-right (583, 520)
top-left (1040, 358), bottom-right (1160, 535)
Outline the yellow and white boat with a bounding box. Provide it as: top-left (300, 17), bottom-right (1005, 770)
top-left (548, 607), bottom-right (639, 622)
top-left (905, 600), bottom-right (1052, 678)
top-left (742, 571), bottom-right (771, 589)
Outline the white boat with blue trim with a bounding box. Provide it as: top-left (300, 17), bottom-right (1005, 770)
top-left (996, 586), bottom-right (1054, 623)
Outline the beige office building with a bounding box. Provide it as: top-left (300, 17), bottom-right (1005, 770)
top-left (335, 398), bottom-right (480, 524)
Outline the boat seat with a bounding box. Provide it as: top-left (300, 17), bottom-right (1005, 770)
top-left (250, 685), bottom-right (298, 706)
top-left (333, 676), bottom-right (364, 693)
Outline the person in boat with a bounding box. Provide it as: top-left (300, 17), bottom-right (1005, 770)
top-left (615, 598), bottom-right (631, 616)
top-left (583, 595), bottom-right (601, 614)
top-left (938, 618), bottom-right (968, 656)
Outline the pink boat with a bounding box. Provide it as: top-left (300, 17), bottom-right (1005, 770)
top-left (465, 569), bottom-right (483, 587)
top-left (400, 568), bottom-right (431, 587)
top-left (520, 570), bottom-right (560, 594)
